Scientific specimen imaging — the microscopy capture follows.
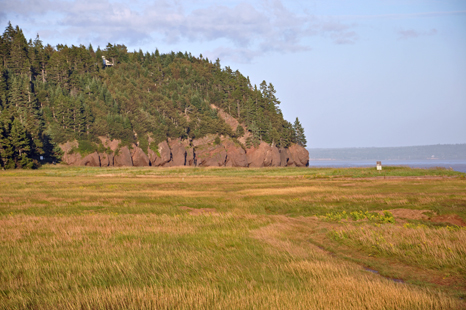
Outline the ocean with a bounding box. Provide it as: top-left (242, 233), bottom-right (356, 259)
top-left (308, 160), bottom-right (466, 173)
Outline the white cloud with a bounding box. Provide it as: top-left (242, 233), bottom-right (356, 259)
top-left (1, 0), bottom-right (359, 62)
top-left (204, 46), bottom-right (262, 64)
top-left (335, 10), bottom-right (466, 21)
top-left (397, 28), bottom-right (437, 40)
top-left (316, 21), bottom-right (359, 45)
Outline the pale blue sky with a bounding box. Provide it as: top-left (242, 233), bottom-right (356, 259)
top-left (1, 0), bottom-right (465, 147)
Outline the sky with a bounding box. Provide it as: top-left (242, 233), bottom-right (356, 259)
top-left (1, 0), bottom-right (465, 148)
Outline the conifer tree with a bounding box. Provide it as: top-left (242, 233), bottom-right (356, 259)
top-left (0, 62), bottom-right (7, 109)
top-left (10, 118), bottom-right (32, 166)
top-left (8, 26), bottom-right (30, 76)
top-left (293, 117), bottom-right (306, 147)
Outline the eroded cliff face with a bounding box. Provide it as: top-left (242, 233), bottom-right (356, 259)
top-left (56, 105), bottom-right (309, 168)
top-left (246, 142), bottom-right (281, 168)
top-left (59, 137), bottom-right (309, 168)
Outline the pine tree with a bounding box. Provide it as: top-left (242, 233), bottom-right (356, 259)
top-left (293, 117), bottom-right (307, 147)
top-left (10, 118), bottom-right (32, 167)
top-left (8, 26), bottom-right (30, 76)
top-left (1, 22), bottom-right (15, 68)
top-left (0, 62), bottom-right (7, 110)
top-left (0, 112), bottom-right (13, 168)
top-left (8, 76), bottom-right (28, 123)
top-left (269, 127), bottom-right (280, 147)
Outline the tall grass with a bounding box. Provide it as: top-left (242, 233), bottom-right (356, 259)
top-left (0, 166), bottom-right (465, 309)
top-left (329, 224), bottom-right (466, 275)
top-left (0, 214), bottom-right (461, 309)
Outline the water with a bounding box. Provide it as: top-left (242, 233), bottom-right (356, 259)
top-left (308, 159), bottom-right (466, 173)
top-left (364, 268), bottom-right (404, 283)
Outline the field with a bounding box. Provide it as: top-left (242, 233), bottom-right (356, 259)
top-left (1, 166), bottom-right (465, 309)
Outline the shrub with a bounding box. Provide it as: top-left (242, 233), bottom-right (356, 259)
top-left (235, 125), bottom-right (244, 137)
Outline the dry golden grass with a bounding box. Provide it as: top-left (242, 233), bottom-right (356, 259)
top-left (239, 186), bottom-right (328, 196)
top-left (1, 214), bottom-right (462, 309)
top-left (329, 224), bottom-right (466, 274)
top-left (0, 166), bottom-right (465, 309)
top-left (13, 284), bottom-right (460, 310)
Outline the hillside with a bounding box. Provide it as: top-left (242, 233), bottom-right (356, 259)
top-left (0, 23), bottom-right (308, 168)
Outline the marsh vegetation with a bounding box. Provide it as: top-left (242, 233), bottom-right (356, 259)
top-left (0, 166), bottom-right (465, 309)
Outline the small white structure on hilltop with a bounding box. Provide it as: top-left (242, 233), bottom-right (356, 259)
top-left (102, 56), bottom-right (113, 67)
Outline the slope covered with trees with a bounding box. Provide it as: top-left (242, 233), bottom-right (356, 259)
top-left (0, 23), bottom-right (307, 168)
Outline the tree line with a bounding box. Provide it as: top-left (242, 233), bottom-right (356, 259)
top-left (0, 23), bottom-right (307, 169)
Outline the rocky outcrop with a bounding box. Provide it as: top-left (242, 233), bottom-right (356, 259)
top-left (279, 148), bottom-right (289, 167)
top-left (246, 143), bottom-right (288, 167)
top-left (59, 141), bottom-right (81, 165)
top-left (147, 148), bottom-right (158, 166)
top-left (246, 142), bottom-right (271, 167)
top-left (246, 144), bottom-right (262, 167)
top-left (264, 145), bottom-right (280, 167)
top-left (196, 144), bottom-right (227, 167)
top-left (99, 137), bottom-right (119, 152)
top-left (62, 153), bottom-right (82, 166)
top-left (192, 135), bottom-right (216, 147)
top-left (287, 144), bottom-right (309, 167)
top-left (179, 139), bottom-right (195, 166)
top-left (114, 146), bottom-right (133, 167)
top-left (168, 140), bottom-right (186, 167)
top-left (58, 138), bottom-right (308, 168)
top-left (150, 141), bottom-right (171, 167)
top-left (210, 105), bottom-right (252, 146)
top-left (186, 147), bottom-right (195, 166)
top-left (131, 146), bottom-right (150, 167)
top-left (223, 139), bottom-right (247, 167)
top-left (99, 152), bottom-right (114, 167)
top-left (80, 152), bottom-right (101, 167)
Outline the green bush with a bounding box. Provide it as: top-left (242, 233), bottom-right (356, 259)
top-left (235, 125), bottom-right (244, 137)
top-left (79, 140), bottom-right (97, 155)
top-left (322, 210), bottom-right (395, 224)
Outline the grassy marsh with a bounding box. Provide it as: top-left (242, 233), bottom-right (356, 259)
top-left (0, 166), bottom-right (465, 309)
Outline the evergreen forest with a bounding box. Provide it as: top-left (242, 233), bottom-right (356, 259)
top-left (0, 23), bottom-right (307, 169)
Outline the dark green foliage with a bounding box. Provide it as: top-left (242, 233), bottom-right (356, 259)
top-left (235, 125), bottom-right (244, 138)
top-left (293, 117), bottom-right (306, 147)
top-left (0, 115), bottom-right (34, 168)
top-left (70, 139), bottom-right (97, 156)
top-left (138, 134), bottom-right (149, 155)
top-left (0, 23), bottom-right (306, 168)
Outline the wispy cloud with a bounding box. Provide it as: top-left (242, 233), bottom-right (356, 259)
top-left (315, 21), bottom-right (359, 45)
top-left (335, 10), bottom-right (466, 21)
top-left (204, 47), bottom-right (263, 64)
top-left (1, 0), bottom-right (359, 62)
top-left (397, 28), bottom-right (437, 40)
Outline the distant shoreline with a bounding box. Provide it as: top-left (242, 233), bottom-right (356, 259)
top-left (310, 158), bottom-right (445, 161)
top-left (307, 159), bottom-right (466, 173)
top-left (307, 144), bottom-right (466, 161)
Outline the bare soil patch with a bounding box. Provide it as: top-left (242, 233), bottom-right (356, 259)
top-left (431, 214), bottom-right (466, 227)
top-left (376, 209), bottom-right (466, 226)
top-left (383, 209), bottom-right (432, 221)
top-left (179, 206), bottom-right (218, 216)
top-left (362, 176), bottom-right (457, 180)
